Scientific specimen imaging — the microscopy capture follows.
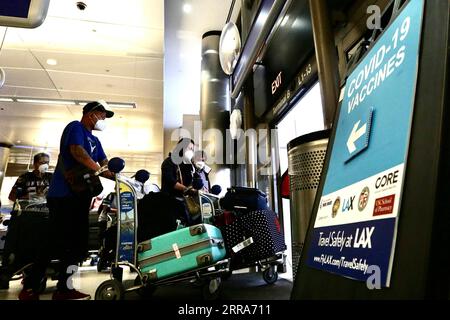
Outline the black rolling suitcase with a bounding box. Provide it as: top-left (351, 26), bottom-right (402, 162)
top-left (218, 209), bottom-right (286, 267)
top-left (239, 210), bottom-right (286, 261)
top-left (220, 187), bottom-right (268, 213)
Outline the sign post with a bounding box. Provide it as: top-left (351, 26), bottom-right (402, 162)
top-left (116, 180), bottom-right (137, 265)
top-left (306, 0), bottom-right (424, 287)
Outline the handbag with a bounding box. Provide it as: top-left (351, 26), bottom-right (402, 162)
top-left (184, 194), bottom-right (201, 218)
top-left (60, 158), bottom-right (103, 197)
top-left (177, 165), bottom-right (201, 219)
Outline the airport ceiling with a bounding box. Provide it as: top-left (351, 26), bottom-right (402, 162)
top-left (0, 0), bottom-right (235, 178)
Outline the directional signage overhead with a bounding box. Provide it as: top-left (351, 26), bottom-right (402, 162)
top-left (0, 0), bottom-right (50, 28)
top-left (306, 0), bottom-right (424, 287)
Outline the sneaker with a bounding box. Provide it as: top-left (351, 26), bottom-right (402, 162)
top-left (18, 289), bottom-right (39, 301)
top-left (52, 289), bottom-right (91, 300)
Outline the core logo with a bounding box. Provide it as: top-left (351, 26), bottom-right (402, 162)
top-left (375, 170), bottom-right (399, 190)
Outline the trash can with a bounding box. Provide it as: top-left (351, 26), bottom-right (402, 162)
top-left (288, 130), bottom-right (330, 278)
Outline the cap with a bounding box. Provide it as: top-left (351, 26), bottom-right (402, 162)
top-left (83, 100), bottom-right (114, 118)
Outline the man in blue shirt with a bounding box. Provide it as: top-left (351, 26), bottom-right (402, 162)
top-left (19, 100), bottom-right (115, 300)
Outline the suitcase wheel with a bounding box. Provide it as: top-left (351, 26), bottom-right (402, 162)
top-left (262, 265), bottom-right (278, 284)
top-left (95, 279), bottom-right (125, 300)
top-left (202, 277), bottom-right (221, 300)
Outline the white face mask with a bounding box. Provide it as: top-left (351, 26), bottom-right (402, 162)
top-left (183, 149), bottom-right (194, 162)
top-left (38, 164), bottom-right (49, 173)
top-left (94, 119), bottom-right (107, 131)
top-left (195, 161), bottom-right (205, 170)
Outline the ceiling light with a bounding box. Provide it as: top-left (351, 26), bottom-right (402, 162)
top-left (16, 98), bottom-right (76, 105)
top-left (0, 97), bottom-right (13, 102)
top-left (204, 49), bottom-right (218, 55)
top-left (107, 103), bottom-right (137, 109)
top-left (46, 59), bottom-right (58, 66)
top-left (183, 3), bottom-right (192, 14)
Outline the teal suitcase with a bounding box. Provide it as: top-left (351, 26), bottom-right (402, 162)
top-left (137, 224), bottom-right (226, 281)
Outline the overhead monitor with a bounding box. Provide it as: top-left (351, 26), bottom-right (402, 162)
top-left (0, 0), bottom-right (50, 28)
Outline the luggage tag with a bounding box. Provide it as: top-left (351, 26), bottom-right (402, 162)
top-left (173, 243), bottom-right (181, 259)
top-left (232, 237), bottom-right (254, 253)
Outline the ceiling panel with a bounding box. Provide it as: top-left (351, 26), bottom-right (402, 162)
top-left (6, 18), bottom-right (163, 57)
top-left (47, 71), bottom-right (163, 99)
top-left (0, 49), bottom-right (42, 69)
top-left (1, 68), bottom-right (55, 89)
top-left (0, 101), bottom-right (73, 118)
top-left (47, 0), bottom-right (164, 30)
top-left (31, 51), bottom-right (163, 80)
top-left (0, 86), bottom-right (59, 99)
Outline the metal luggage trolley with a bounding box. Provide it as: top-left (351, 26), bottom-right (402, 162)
top-left (95, 158), bottom-right (230, 300)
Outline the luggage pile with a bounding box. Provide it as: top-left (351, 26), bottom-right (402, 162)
top-left (95, 184), bottom-right (287, 300)
top-left (123, 186), bottom-right (286, 282)
top-left (216, 187), bottom-right (287, 269)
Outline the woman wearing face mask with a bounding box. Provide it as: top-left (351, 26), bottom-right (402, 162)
top-left (160, 138), bottom-right (201, 226)
top-left (161, 137), bottom-right (197, 197)
top-left (8, 152), bottom-right (53, 202)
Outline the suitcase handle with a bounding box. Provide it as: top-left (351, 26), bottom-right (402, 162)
top-left (189, 224), bottom-right (206, 236)
top-left (196, 253), bottom-right (212, 267)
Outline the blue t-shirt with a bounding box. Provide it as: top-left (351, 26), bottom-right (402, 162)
top-left (48, 121), bottom-right (107, 198)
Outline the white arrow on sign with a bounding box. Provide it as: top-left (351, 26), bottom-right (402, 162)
top-left (347, 121), bottom-right (367, 154)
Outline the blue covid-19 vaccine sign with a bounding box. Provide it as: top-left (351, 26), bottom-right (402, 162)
top-left (306, 0), bottom-right (424, 287)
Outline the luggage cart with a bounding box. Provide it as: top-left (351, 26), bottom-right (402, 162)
top-left (95, 158), bottom-right (230, 300)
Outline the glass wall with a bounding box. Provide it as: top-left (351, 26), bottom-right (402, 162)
top-left (276, 82), bottom-right (324, 279)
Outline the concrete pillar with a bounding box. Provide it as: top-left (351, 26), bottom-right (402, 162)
top-left (200, 31), bottom-right (231, 189)
top-left (309, 0), bottom-right (340, 128)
